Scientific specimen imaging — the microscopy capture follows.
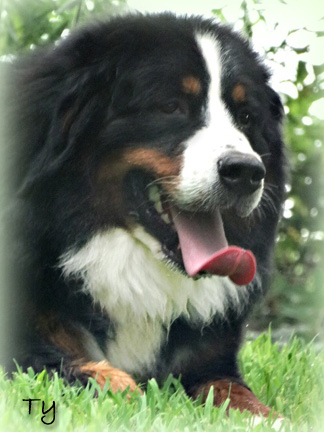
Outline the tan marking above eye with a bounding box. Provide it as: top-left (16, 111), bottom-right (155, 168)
top-left (182, 76), bottom-right (201, 95)
top-left (232, 83), bottom-right (246, 102)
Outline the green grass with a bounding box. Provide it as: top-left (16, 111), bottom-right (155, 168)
top-left (0, 331), bottom-right (323, 432)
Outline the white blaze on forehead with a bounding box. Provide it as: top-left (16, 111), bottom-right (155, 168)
top-left (197, 34), bottom-right (228, 129)
top-left (195, 32), bottom-right (257, 153)
top-left (175, 33), bottom-right (262, 209)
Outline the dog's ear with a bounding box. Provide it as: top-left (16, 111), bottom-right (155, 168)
top-left (266, 85), bottom-right (283, 121)
top-left (19, 91), bottom-right (80, 195)
top-left (18, 63), bottom-right (118, 196)
top-left (16, 26), bottom-right (124, 195)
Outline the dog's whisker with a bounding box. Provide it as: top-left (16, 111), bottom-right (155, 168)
top-left (145, 175), bottom-right (179, 189)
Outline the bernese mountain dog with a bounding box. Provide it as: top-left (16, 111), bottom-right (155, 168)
top-left (6, 13), bottom-right (285, 416)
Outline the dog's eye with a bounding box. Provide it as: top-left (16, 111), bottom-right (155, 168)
top-left (159, 101), bottom-right (181, 114)
top-left (237, 110), bottom-right (251, 127)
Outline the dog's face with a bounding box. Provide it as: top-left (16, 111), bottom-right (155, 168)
top-left (20, 16), bottom-right (284, 286)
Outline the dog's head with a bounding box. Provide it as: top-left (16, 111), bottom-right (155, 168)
top-left (17, 14), bottom-right (285, 284)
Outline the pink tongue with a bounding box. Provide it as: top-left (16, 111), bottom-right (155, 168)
top-left (170, 208), bottom-right (256, 286)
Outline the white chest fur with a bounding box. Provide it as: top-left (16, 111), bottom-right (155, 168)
top-left (60, 227), bottom-right (246, 375)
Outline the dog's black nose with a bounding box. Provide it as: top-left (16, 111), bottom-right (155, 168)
top-left (218, 152), bottom-right (266, 194)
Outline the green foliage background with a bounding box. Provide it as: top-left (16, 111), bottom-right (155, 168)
top-left (1, 0), bottom-right (323, 343)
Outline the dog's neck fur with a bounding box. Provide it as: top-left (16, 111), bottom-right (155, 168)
top-left (60, 226), bottom-right (249, 375)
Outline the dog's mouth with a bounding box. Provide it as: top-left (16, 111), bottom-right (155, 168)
top-left (125, 171), bottom-right (256, 286)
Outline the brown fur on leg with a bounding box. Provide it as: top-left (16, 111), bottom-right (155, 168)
top-left (79, 360), bottom-right (142, 396)
top-left (192, 379), bottom-right (272, 416)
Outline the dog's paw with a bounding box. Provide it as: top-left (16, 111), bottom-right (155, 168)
top-left (78, 360), bottom-right (142, 396)
top-left (192, 379), bottom-right (273, 417)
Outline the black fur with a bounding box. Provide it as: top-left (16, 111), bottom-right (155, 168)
top-left (4, 13), bottom-right (285, 411)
